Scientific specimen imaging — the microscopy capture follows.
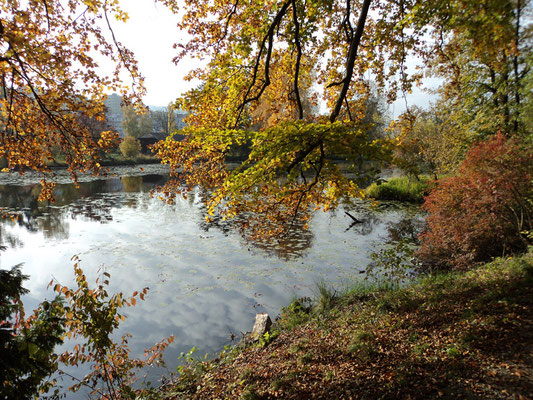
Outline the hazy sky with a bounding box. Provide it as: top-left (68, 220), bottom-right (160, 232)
top-left (111, 1), bottom-right (437, 113)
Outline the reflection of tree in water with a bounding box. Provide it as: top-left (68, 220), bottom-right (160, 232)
top-left (39, 209), bottom-right (70, 240)
top-left (386, 217), bottom-right (425, 244)
top-left (0, 224), bottom-right (23, 251)
top-left (121, 176), bottom-right (142, 193)
top-left (248, 219), bottom-right (314, 261)
top-left (343, 199), bottom-right (381, 236)
top-left (0, 174), bottom-right (169, 247)
top-left (344, 212), bottom-right (380, 236)
top-left (191, 188), bottom-right (314, 260)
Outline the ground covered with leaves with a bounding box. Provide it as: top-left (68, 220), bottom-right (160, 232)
top-left (158, 253), bottom-right (533, 400)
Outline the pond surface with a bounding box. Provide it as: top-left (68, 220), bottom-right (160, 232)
top-left (0, 164), bottom-right (423, 394)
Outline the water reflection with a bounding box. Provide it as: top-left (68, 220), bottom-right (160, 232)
top-left (0, 165), bottom-right (425, 396)
top-left (0, 174), bottom-right (169, 243)
top-left (386, 217), bottom-right (425, 244)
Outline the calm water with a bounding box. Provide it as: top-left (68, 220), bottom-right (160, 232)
top-left (0, 164), bottom-right (422, 392)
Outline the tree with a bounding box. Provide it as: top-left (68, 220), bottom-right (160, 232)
top-left (167, 102), bottom-right (177, 134)
top-left (151, 109), bottom-right (170, 138)
top-left (417, 0), bottom-right (531, 138)
top-left (394, 106), bottom-right (465, 179)
top-left (0, 261), bottom-right (174, 399)
top-left (1, 0), bottom-right (530, 230)
top-left (119, 135), bottom-right (141, 159)
top-left (151, 0), bottom-right (531, 241)
top-left (0, 0), bottom-right (144, 200)
top-left (77, 107), bottom-right (114, 139)
top-left (154, 0), bottom-right (402, 240)
top-left (122, 105), bottom-right (153, 138)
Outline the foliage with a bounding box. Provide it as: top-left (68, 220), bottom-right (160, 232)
top-left (365, 175), bottom-right (433, 203)
top-left (394, 107), bottom-right (467, 178)
top-left (151, 0), bottom-right (531, 239)
top-left (154, 0), bottom-right (419, 239)
top-left (1, 259), bottom-right (174, 399)
top-left (119, 136), bottom-right (142, 159)
top-left (122, 106), bottom-right (153, 138)
top-left (155, 120), bottom-right (392, 241)
top-left (49, 257), bottom-right (174, 398)
top-left (417, 134), bottom-right (533, 271)
top-left (258, 331), bottom-right (279, 347)
top-left (415, 0), bottom-right (531, 137)
top-left (277, 297), bottom-right (312, 331)
top-left (0, 266), bottom-right (64, 399)
top-left (0, 0), bottom-right (144, 200)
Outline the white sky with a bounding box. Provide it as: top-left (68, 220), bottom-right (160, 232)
top-left (111, 0), bottom-right (196, 106)
top-left (110, 1), bottom-right (436, 113)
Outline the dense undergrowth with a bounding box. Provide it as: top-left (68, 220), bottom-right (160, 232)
top-left (157, 251), bottom-right (533, 399)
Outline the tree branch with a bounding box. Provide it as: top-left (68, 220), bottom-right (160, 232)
top-left (234, 0), bottom-right (292, 127)
top-left (329, 0), bottom-right (372, 123)
top-left (291, 0), bottom-right (304, 120)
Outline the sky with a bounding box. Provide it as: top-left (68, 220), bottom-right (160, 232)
top-left (110, 1), bottom-right (437, 114)
top-left (111, 0), bottom-right (196, 107)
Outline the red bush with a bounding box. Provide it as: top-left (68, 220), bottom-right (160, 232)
top-left (417, 134), bottom-right (533, 271)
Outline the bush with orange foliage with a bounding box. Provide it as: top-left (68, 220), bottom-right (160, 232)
top-left (417, 134), bottom-right (533, 271)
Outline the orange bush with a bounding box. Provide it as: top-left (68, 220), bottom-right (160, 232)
top-left (417, 134), bottom-right (533, 271)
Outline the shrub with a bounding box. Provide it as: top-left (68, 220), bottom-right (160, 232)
top-left (417, 134), bottom-right (533, 271)
top-left (119, 135), bottom-right (141, 159)
top-left (0, 266), bottom-right (64, 399)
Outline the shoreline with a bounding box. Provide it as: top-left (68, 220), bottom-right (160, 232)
top-left (156, 252), bottom-right (533, 399)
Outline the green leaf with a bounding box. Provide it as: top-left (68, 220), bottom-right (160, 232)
top-left (28, 342), bottom-right (39, 357)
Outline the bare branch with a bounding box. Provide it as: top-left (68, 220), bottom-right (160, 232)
top-left (103, 1), bottom-right (139, 89)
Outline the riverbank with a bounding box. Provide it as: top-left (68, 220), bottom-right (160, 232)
top-left (45, 153), bottom-right (160, 168)
top-left (158, 252), bottom-right (533, 399)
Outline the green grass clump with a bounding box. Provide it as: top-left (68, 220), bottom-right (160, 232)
top-left (366, 175), bottom-right (434, 202)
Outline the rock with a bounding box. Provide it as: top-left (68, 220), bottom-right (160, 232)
top-left (251, 313), bottom-right (272, 341)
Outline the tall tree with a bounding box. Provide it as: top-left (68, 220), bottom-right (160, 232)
top-left (153, 0), bottom-right (531, 240)
top-left (414, 0), bottom-right (531, 138)
top-left (122, 106), bottom-right (153, 138)
top-left (167, 102), bottom-right (177, 134)
top-left (153, 0), bottom-right (432, 239)
top-left (151, 109), bottom-right (170, 138)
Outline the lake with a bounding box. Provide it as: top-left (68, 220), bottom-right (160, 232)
top-left (0, 164), bottom-right (423, 394)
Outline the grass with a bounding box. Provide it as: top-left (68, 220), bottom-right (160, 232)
top-left (366, 175), bottom-right (435, 202)
top-left (157, 251), bottom-right (533, 399)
